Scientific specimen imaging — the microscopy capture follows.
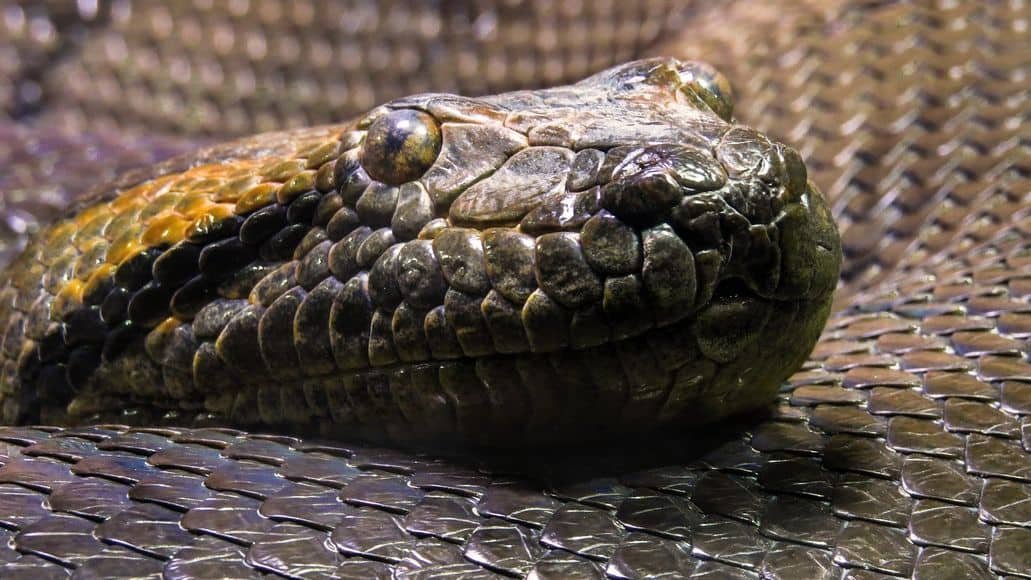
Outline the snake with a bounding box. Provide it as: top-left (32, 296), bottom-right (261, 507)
top-left (0, 57), bottom-right (841, 449)
top-left (0, 1), bottom-right (1027, 578)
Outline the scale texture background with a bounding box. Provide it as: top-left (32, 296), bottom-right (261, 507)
top-left (0, 0), bottom-right (1028, 578)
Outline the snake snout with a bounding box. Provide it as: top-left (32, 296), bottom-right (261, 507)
top-left (715, 126), bottom-right (809, 208)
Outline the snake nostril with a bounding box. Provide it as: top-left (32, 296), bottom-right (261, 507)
top-left (777, 144), bottom-right (808, 203)
top-left (713, 276), bottom-right (755, 300)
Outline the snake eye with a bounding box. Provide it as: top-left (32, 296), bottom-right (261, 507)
top-left (679, 62), bottom-right (734, 122)
top-left (359, 109), bottom-right (442, 185)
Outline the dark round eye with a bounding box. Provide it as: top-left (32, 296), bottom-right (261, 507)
top-left (359, 109), bottom-right (442, 185)
top-left (679, 62), bottom-right (734, 122)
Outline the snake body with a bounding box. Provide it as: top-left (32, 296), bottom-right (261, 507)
top-left (0, 1), bottom-right (1027, 578)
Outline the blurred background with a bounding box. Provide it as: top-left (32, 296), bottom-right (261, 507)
top-left (1, 0), bottom-right (699, 136)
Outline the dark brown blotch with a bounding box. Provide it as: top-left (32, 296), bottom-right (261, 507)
top-left (240, 205), bottom-right (288, 245)
top-left (259, 223), bottom-right (309, 261)
top-left (286, 190), bottom-right (323, 224)
top-left (199, 238), bottom-right (257, 280)
top-left (127, 282), bottom-right (173, 327)
top-left (152, 242), bottom-right (201, 286)
top-left (114, 248), bottom-right (162, 291)
top-left (170, 276), bottom-right (215, 319)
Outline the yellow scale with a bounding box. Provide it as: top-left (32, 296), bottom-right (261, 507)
top-left (36, 136), bottom-right (343, 333)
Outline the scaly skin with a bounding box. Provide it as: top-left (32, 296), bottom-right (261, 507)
top-left (0, 58), bottom-right (840, 447)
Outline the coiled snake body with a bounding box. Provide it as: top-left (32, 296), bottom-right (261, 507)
top-left (0, 1), bottom-right (1027, 578)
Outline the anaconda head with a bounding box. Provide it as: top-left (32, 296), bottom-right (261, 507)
top-left (0, 58), bottom-right (841, 447)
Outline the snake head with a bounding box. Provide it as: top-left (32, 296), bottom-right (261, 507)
top-left (324, 57), bottom-right (842, 438)
top-left (0, 58), bottom-right (840, 447)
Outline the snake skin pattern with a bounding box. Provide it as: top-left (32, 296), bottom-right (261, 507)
top-left (0, 0), bottom-right (1028, 578)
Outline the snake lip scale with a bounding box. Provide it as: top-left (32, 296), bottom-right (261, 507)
top-left (0, 57), bottom-right (841, 449)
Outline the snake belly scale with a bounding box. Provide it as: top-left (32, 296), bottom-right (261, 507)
top-left (0, 58), bottom-right (840, 448)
